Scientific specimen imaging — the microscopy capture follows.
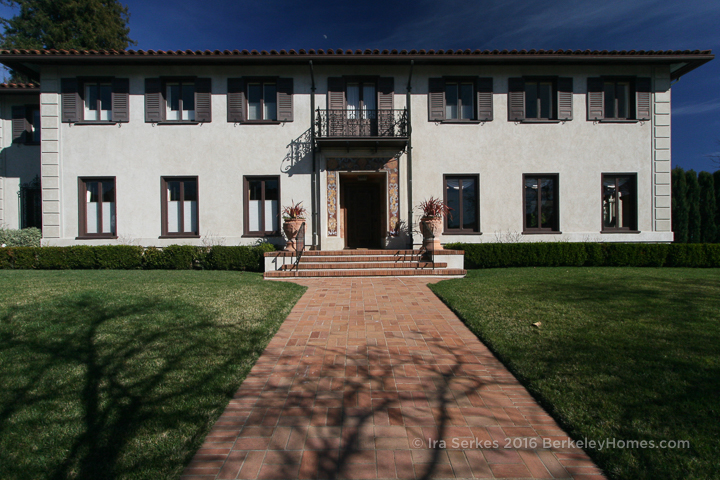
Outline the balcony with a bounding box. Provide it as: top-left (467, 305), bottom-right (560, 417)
top-left (315, 108), bottom-right (409, 149)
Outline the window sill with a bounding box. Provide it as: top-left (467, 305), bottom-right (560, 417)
top-left (522, 230), bottom-right (562, 235)
top-left (76, 235), bottom-right (118, 240)
top-left (73, 121), bottom-right (118, 126)
top-left (438, 120), bottom-right (483, 124)
top-left (239, 120), bottom-right (284, 125)
top-left (156, 121), bottom-right (201, 125)
top-left (159, 234), bottom-right (201, 239)
top-left (443, 231), bottom-right (482, 235)
top-left (519, 119), bottom-right (564, 124)
top-left (601, 230), bottom-right (641, 234)
top-left (242, 233), bottom-right (282, 238)
top-left (594, 119), bottom-right (640, 124)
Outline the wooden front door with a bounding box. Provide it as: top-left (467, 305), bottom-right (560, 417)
top-left (344, 182), bottom-right (381, 249)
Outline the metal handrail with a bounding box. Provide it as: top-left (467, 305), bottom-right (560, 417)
top-left (292, 222), bottom-right (306, 274)
top-left (315, 108), bottom-right (408, 138)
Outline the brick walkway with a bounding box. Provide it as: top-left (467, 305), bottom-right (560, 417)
top-left (182, 279), bottom-right (606, 480)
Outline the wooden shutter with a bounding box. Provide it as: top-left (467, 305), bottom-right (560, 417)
top-left (635, 77), bottom-right (651, 121)
top-left (476, 77), bottom-right (493, 121)
top-left (508, 77), bottom-right (525, 121)
top-left (587, 77), bottom-right (604, 120)
top-left (557, 77), bottom-right (573, 121)
top-left (327, 77), bottom-right (345, 110)
top-left (111, 78), bottom-right (130, 123)
top-left (428, 78), bottom-right (445, 121)
top-left (145, 78), bottom-right (163, 123)
top-left (227, 78), bottom-right (245, 122)
top-left (377, 77), bottom-right (394, 110)
top-left (195, 78), bottom-right (212, 123)
top-left (12, 105), bottom-right (27, 143)
top-left (61, 78), bottom-right (80, 123)
top-left (276, 77), bottom-right (294, 122)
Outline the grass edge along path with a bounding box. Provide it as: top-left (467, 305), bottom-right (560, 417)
top-left (429, 268), bottom-right (720, 480)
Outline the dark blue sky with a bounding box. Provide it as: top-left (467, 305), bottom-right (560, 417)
top-left (2, 0), bottom-right (719, 171)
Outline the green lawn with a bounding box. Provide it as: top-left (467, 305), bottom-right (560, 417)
top-left (0, 271), bottom-right (305, 480)
top-left (430, 268), bottom-right (720, 480)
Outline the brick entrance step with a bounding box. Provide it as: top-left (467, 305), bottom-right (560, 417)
top-left (264, 250), bottom-right (466, 278)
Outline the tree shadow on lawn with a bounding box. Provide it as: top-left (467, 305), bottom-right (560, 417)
top-left (432, 270), bottom-right (720, 480)
top-left (0, 291), bottom-right (277, 480)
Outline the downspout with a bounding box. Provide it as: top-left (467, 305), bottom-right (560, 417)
top-left (309, 61), bottom-right (319, 249)
top-left (406, 60), bottom-right (414, 249)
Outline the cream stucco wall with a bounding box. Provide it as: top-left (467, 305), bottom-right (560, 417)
top-left (40, 62), bottom-right (673, 247)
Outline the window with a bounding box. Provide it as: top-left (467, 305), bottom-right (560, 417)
top-left (587, 77), bottom-right (650, 121)
top-left (84, 82), bottom-right (112, 121)
top-left (12, 105), bottom-right (40, 145)
top-left (523, 175), bottom-right (559, 233)
top-left (166, 81), bottom-right (195, 121)
top-left (247, 81), bottom-right (277, 121)
top-left (244, 176), bottom-right (280, 236)
top-left (602, 174), bottom-right (637, 231)
top-left (346, 81), bottom-right (376, 119)
top-left (78, 178), bottom-right (116, 238)
top-left (444, 175), bottom-right (480, 233)
top-left (428, 77), bottom-right (493, 122)
top-left (161, 177), bottom-right (199, 237)
top-left (508, 77), bottom-right (573, 122)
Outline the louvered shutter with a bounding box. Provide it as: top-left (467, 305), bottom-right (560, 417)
top-left (428, 78), bottom-right (445, 121)
top-left (587, 78), bottom-right (604, 120)
top-left (635, 77), bottom-right (651, 121)
top-left (327, 77), bottom-right (345, 136)
top-left (227, 78), bottom-right (245, 122)
top-left (276, 77), bottom-right (293, 122)
top-left (145, 78), bottom-right (163, 123)
top-left (61, 78), bottom-right (80, 123)
top-left (476, 77), bottom-right (493, 121)
top-left (508, 78), bottom-right (525, 121)
top-left (195, 78), bottom-right (212, 123)
top-left (111, 78), bottom-right (129, 123)
top-left (557, 77), bottom-right (573, 121)
top-left (12, 105), bottom-right (27, 143)
top-left (377, 77), bottom-right (394, 136)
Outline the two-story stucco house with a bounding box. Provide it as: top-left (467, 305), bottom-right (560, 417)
top-left (0, 48), bottom-right (712, 270)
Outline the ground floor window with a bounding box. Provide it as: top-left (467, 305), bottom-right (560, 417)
top-left (523, 174), bottom-right (559, 232)
top-left (78, 177), bottom-right (116, 237)
top-left (244, 176), bottom-right (279, 236)
top-left (161, 177), bottom-right (198, 237)
top-left (444, 175), bottom-right (479, 233)
top-left (602, 174), bottom-right (637, 231)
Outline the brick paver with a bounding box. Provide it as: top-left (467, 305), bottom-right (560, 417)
top-left (183, 278), bottom-right (606, 480)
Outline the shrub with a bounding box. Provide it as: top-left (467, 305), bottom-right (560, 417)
top-left (94, 245), bottom-right (143, 269)
top-left (141, 247), bottom-right (165, 269)
top-left (36, 247), bottom-right (69, 269)
top-left (206, 245), bottom-right (274, 272)
top-left (0, 227), bottom-right (42, 247)
top-left (65, 245), bottom-right (97, 269)
top-left (161, 245), bottom-right (200, 270)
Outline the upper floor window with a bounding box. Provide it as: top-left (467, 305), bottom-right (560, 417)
top-left (12, 105), bottom-right (40, 145)
top-left (587, 77), bottom-right (651, 122)
top-left (247, 81), bottom-right (277, 121)
top-left (602, 174), bottom-right (637, 232)
top-left (508, 77), bottom-right (573, 122)
top-left (61, 77), bottom-right (129, 123)
top-left (228, 77), bottom-right (293, 123)
top-left (428, 77), bottom-right (493, 122)
top-left (144, 78), bottom-right (211, 123)
top-left (346, 81), bottom-right (376, 119)
top-left (84, 82), bottom-right (112, 121)
top-left (523, 174), bottom-right (559, 233)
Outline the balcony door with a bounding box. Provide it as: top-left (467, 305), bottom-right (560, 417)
top-left (346, 82), bottom-right (376, 136)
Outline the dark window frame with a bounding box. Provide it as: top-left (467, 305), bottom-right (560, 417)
top-left (443, 174), bottom-right (481, 234)
top-left (602, 76), bottom-right (636, 121)
top-left (343, 78), bottom-right (378, 119)
top-left (77, 76), bottom-right (116, 124)
top-left (245, 77), bottom-right (278, 122)
top-left (77, 176), bottom-right (117, 239)
top-left (442, 76), bottom-right (477, 122)
top-left (523, 173), bottom-right (560, 234)
top-left (160, 176), bottom-right (200, 238)
top-left (523, 76), bottom-right (557, 121)
top-left (601, 173), bottom-right (639, 233)
top-left (160, 76), bottom-right (197, 124)
top-left (243, 175), bottom-right (281, 237)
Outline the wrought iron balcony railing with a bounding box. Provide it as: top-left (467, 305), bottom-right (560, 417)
top-left (316, 108), bottom-right (408, 139)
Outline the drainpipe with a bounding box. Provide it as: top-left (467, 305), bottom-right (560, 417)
top-left (309, 61), bottom-right (319, 249)
top-left (406, 60), bottom-right (414, 249)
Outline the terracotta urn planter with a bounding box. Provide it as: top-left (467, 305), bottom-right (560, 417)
top-left (283, 218), bottom-right (305, 251)
top-left (420, 216), bottom-right (443, 252)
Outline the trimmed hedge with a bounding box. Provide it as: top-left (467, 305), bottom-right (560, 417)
top-left (0, 244), bottom-right (275, 271)
top-left (445, 242), bottom-right (720, 269)
top-left (0, 227), bottom-right (42, 247)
